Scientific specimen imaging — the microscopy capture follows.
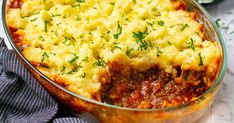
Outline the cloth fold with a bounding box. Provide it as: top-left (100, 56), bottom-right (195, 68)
top-left (0, 39), bottom-right (88, 123)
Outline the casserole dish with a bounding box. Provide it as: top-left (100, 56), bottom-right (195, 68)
top-left (2, 0), bottom-right (227, 122)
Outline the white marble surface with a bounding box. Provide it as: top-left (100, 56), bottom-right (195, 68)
top-left (0, 0), bottom-right (11, 49)
top-left (199, 0), bottom-right (234, 123)
top-left (0, 0), bottom-right (233, 123)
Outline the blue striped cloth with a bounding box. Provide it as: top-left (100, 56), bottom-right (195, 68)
top-left (0, 39), bottom-right (89, 123)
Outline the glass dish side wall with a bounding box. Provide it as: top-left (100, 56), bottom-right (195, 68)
top-left (2, 0), bottom-right (227, 122)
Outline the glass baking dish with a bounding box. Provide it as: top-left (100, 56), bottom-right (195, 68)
top-left (1, 0), bottom-right (227, 122)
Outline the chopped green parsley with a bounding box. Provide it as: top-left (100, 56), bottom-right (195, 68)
top-left (44, 20), bottom-right (49, 32)
top-left (41, 52), bottom-right (49, 62)
top-left (113, 21), bottom-right (122, 39)
top-left (157, 20), bottom-right (164, 26)
top-left (181, 24), bottom-right (189, 31)
top-left (79, 73), bottom-right (86, 78)
top-left (69, 54), bottom-right (79, 64)
top-left (132, 29), bottom-right (149, 50)
top-left (198, 52), bottom-right (203, 66)
top-left (93, 59), bottom-right (106, 68)
top-left (77, 0), bottom-right (85, 3)
top-left (30, 18), bottom-right (38, 22)
top-left (186, 38), bottom-right (195, 51)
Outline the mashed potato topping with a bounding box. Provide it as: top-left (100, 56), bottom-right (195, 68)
top-left (7, 0), bottom-right (221, 104)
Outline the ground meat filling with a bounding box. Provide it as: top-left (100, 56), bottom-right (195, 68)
top-left (9, 0), bottom-right (23, 8)
top-left (8, 27), bottom-right (24, 47)
top-left (101, 64), bottom-right (208, 109)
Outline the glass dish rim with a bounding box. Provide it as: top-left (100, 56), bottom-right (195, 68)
top-left (1, 0), bottom-right (228, 112)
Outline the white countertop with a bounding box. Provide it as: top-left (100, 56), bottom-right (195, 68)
top-left (199, 0), bottom-right (234, 123)
top-left (0, 0), bottom-right (233, 122)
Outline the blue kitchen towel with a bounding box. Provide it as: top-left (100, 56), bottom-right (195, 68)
top-left (0, 39), bottom-right (88, 123)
